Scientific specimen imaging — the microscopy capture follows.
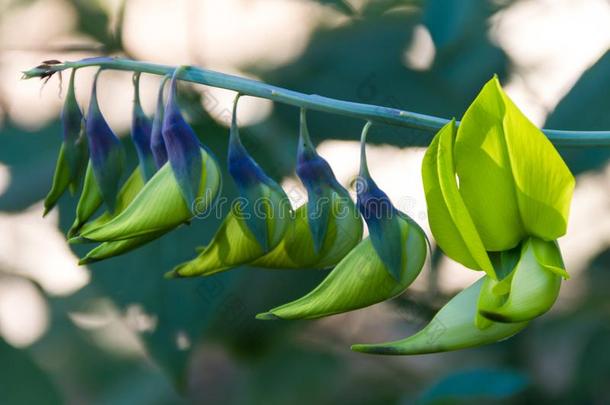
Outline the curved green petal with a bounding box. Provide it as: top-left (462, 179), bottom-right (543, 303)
top-left (79, 148), bottom-right (221, 241)
top-left (422, 120), bottom-right (495, 278)
top-left (499, 82), bottom-right (575, 240)
top-left (68, 161), bottom-right (103, 237)
top-left (78, 229), bottom-right (168, 265)
top-left (256, 215), bottom-right (426, 320)
top-left (44, 143), bottom-right (72, 216)
top-left (169, 206), bottom-right (264, 278)
top-left (454, 77), bottom-right (525, 251)
top-left (478, 237), bottom-right (565, 323)
top-left (351, 277), bottom-right (528, 355)
top-left (75, 168), bottom-right (145, 237)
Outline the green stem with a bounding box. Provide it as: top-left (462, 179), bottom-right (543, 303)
top-left (22, 57), bottom-right (610, 147)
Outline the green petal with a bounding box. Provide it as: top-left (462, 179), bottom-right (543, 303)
top-left (78, 230), bottom-right (169, 265)
top-left (351, 277), bottom-right (528, 355)
top-left (44, 143), bottom-right (72, 216)
top-left (499, 82), bottom-right (575, 240)
top-left (169, 207), bottom-right (264, 278)
top-left (422, 120), bottom-right (495, 278)
top-left (68, 161), bottom-right (103, 237)
top-left (454, 77), bottom-right (526, 251)
top-left (76, 168), bottom-right (145, 236)
top-left (256, 215), bottom-right (426, 320)
top-left (478, 237), bottom-right (565, 323)
top-left (79, 148), bottom-right (221, 241)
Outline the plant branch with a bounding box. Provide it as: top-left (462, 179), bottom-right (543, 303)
top-left (22, 57), bottom-right (610, 147)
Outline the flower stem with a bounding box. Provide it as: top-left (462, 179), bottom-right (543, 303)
top-left (22, 57), bottom-right (610, 147)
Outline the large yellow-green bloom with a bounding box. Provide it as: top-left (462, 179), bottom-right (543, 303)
top-left (353, 76), bottom-right (575, 354)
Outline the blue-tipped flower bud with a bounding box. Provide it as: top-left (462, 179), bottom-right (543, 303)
top-left (86, 69), bottom-right (125, 211)
top-left (295, 109), bottom-right (351, 253)
top-left (228, 95), bottom-right (291, 251)
top-left (150, 75), bottom-right (170, 169)
top-left (131, 72), bottom-right (155, 180)
top-left (162, 67), bottom-right (203, 207)
top-left (356, 122), bottom-right (405, 281)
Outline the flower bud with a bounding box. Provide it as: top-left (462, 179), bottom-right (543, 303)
top-left (162, 67), bottom-right (203, 208)
top-left (227, 96), bottom-right (291, 252)
top-left (86, 69), bottom-right (125, 211)
top-left (150, 75), bottom-right (170, 169)
top-left (44, 68), bottom-right (88, 215)
top-left (131, 72), bottom-right (155, 180)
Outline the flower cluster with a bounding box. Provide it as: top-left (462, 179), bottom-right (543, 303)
top-left (43, 67), bottom-right (574, 355)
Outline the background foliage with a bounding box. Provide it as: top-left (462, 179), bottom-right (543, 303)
top-left (0, 0), bottom-right (609, 403)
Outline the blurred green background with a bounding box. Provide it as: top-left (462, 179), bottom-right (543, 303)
top-left (1, 0), bottom-right (610, 403)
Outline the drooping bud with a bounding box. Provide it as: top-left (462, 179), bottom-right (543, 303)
top-left (162, 67), bottom-right (202, 207)
top-left (295, 108), bottom-right (353, 254)
top-left (150, 75), bottom-right (170, 169)
top-left (356, 122), bottom-right (406, 282)
top-left (131, 72), bottom-right (155, 180)
top-left (44, 68), bottom-right (88, 215)
top-left (86, 68), bottom-right (125, 211)
top-left (227, 95), bottom-right (291, 252)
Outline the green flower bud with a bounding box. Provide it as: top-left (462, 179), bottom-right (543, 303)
top-left (44, 68), bottom-right (88, 215)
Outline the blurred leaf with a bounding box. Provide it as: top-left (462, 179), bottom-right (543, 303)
top-left (546, 50), bottom-right (610, 173)
top-left (67, 0), bottom-right (122, 52)
top-left (0, 338), bottom-right (63, 405)
top-left (416, 368), bottom-right (528, 405)
top-left (0, 122), bottom-right (60, 211)
top-left (423, 0), bottom-right (498, 51)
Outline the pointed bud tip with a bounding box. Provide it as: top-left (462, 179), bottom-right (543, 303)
top-left (255, 312), bottom-right (279, 321)
top-left (68, 236), bottom-right (90, 244)
top-left (78, 257), bottom-right (96, 266)
top-left (164, 270), bottom-right (181, 280)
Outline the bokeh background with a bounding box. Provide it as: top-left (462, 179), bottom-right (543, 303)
top-left (1, 0), bottom-right (610, 403)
